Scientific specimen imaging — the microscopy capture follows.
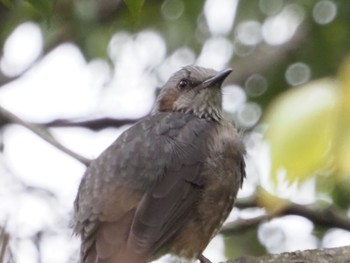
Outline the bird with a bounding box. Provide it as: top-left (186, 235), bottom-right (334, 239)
top-left (73, 65), bottom-right (246, 263)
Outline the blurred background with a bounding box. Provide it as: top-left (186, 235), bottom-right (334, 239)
top-left (0, 0), bottom-right (350, 262)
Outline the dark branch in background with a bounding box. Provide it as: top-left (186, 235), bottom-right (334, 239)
top-left (0, 226), bottom-right (10, 263)
top-left (283, 203), bottom-right (350, 231)
top-left (221, 215), bottom-right (267, 235)
top-left (221, 196), bottom-right (350, 236)
top-left (42, 117), bottom-right (141, 131)
top-left (235, 194), bottom-right (258, 208)
top-left (0, 105), bottom-right (91, 166)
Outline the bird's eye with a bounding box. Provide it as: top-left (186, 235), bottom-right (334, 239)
top-left (178, 79), bottom-right (189, 89)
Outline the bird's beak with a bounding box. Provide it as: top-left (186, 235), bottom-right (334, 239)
top-left (202, 68), bottom-right (232, 88)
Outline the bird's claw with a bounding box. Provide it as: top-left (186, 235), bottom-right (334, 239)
top-left (198, 254), bottom-right (212, 263)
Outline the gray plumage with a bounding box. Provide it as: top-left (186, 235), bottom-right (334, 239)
top-left (73, 65), bottom-right (246, 263)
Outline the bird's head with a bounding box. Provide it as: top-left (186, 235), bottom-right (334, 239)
top-left (152, 65), bottom-right (232, 121)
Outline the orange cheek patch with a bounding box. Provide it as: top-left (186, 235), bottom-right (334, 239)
top-left (158, 89), bottom-right (181, 112)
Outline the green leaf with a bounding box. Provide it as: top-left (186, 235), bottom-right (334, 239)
top-left (336, 55), bottom-right (350, 178)
top-left (25, 0), bottom-right (53, 21)
top-left (123, 0), bottom-right (145, 21)
top-left (264, 79), bottom-right (340, 183)
top-left (1, 0), bottom-right (13, 8)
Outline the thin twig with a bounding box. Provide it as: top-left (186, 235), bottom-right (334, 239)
top-left (221, 215), bottom-right (268, 235)
top-left (0, 105), bottom-right (91, 166)
top-left (0, 225), bottom-right (9, 263)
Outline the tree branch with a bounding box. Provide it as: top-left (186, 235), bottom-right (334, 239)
top-left (0, 105), bottom-right (91, 166)
top-left (224, 245), bottom-right (350, 263)
top-left (221, 215), bottom-right (267, 235)
top-left (221, 197), bottom-right (350, 236)
top-left (41, 116), bottom-right (140, 131)
top-left (282, 203), bottom-right (350, 231)
top-left (0, 225), bottom-right (10, 263)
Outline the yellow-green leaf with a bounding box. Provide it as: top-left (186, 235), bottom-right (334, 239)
top-left (257, 187), bottom-right (289, 214)
top-left (264, 79), bottom-right (340, 183)
top-left (336, 55), bottom-right (350, 178)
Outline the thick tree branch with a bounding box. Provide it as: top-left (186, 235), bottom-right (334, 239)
top-left (0, 105), bottom-right (91, 166)
top-left (224, 245), bottom-right (350, 263)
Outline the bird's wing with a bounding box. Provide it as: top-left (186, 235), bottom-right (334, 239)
top-left (73, 112), bottom-right (215, 262)
top-left (127, 113), bottom-right (214, 257)
top-left (128, 164), bottom-right (203, 257)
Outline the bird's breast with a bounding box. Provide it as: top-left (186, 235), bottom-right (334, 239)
top-left (168, 121), bottom-right (245, 259)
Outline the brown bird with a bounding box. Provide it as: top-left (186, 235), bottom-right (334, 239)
top-left (73, 65), bottom-right (246, 263)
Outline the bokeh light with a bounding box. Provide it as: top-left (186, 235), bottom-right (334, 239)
top-left (1, 22), bottom-right (43, 77)
top-left (222, 85), bottom-right (246, 113)
top-left (204, 0), bottom-right (238, 35)
top-left (285, 62), bottom-right (311, 86)
top-left (313, 0), bottom-right (337, 25)
top-left (262, 4), bottom-right (305, 45)
top-left (245, 74), bottom-right (268, 97)
top-left (197, 37), bottom-right (233, 69)
top-left (237, 102), bottom-right (262, 128)
top-left (161, 0), bottom-right (185, 21)
top-left (236, 20), bottom-right (262, 46)
top-left (259, 0), bottom-right (284, 16)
